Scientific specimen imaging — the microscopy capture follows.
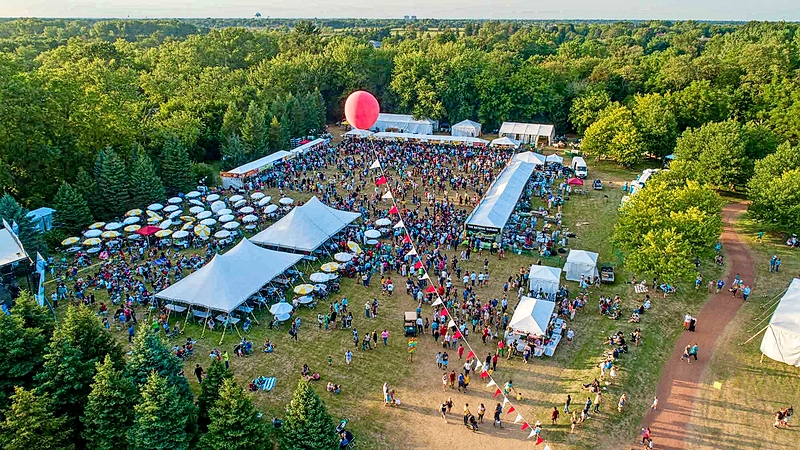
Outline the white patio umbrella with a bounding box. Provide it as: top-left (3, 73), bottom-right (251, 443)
top-left (186, 191), bottom-right (201, 199)
top-left (310, 272), bottom-right (331, 283)
top-left (219, 214), bottom-right (235, 223)
top-left (200, 218), bottom-right (217, 227)
top-left (159, 220), bottom-right (173, 229)
top-left (147, 203), bottom-right (164, 211)
top-left (172, 230), bottom-right (190, 239)
top-left (84, 229), bottom-right (102, 238)
top-left (154, 229), bottom-right (172, 238)
top-left (168, 196), bottom-right (182, 204)
top-left (366, 239), bottom-right (379, 245)
top-left (123, 216), bottom-right (141, 225)
top-left (168, 210), bottom-right (182, 219)
top-left (216, 208), bottom-right (232, 216)
top-left (239, 206), bottom-right (254, 214)
top-left (104, 222), bottom-right (122, 231)
top-left (124, 225), bottom-right (141, 233)
top-left (229, 195), bottom-right (244, 203)
top-left (279, 197), bottom-right (294, 206)
top-left (334, 252), bottom-right (353, 262)
top-left (264, 205), bottom-right (278, 214)
top-left (214, 230), bottom-right (231, 239)
top-left (163, 205), bottom-right (180, 213)
top-left (101, 230), bottom-right (120, 239)
top-left (189, 199), bottom-right (204, 207)
top-left (127, 234), bottom-right (142, 240)
top-left (257, 197), bottom-right (272, 207)
top-left (364, 229), bottom-right (381, 239)
top-left (242, 214), bottom-right (259, 223)
top-left (210, 201), bottom-right (226, 212)
top-left (270, 302), bottom-right (293, 315)
top-left (189, 206), bottom-right (205, 215)
top-left (375, 218), bottom-right (392, 227)
top-left (125, 209), bottom-right (142, 217)
top-left (223, 221), bottom-right (240, 230)
top-left (88, 222), bottom-right (106, 229)
top-left (147, 215), bottom-right (161, 224)
top-left (251, 192), bottom-right (265, 200)
top-left (196, 211), bottom-right (212, 220)
top-left (233, 199), bottom-right (247, 208)
top-left (206, 194), bottom-right (220, 202)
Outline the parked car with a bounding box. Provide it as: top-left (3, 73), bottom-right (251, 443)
top-left (593, 179), bottom-right (603, 190)
top-left (600, 265), bottom-right (615, 284)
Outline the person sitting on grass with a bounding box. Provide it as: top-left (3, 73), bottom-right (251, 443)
top-left (263, 339), bottom-right (275, 353)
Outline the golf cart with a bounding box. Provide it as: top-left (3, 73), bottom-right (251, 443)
top-left (600, 265), bottom-right (615, 284)
top-left (404, 312), bottom-right (418, 337)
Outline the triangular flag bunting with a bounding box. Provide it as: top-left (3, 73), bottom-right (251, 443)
top-left (474, 359), bottom-right (482, 370)
top-left (466, 350), bottom-right (475, 360)
top-left (447, 319), bottom-right (456, 328)
top-left (370, 160), bottom-right (381, 169)
top-left (375, 176), bottom-right (387, 186)
top-left (420, 273), bottom-right (430, 280)
top-left (514, 413), bottom-right (523, 424)
top-left (521, 421), bottom-right (530, 431)
top-left (425, 285), bottom-right (436, 293)
top-left (393, 220), bottom-right (404, 228)
top-left (406, 247), bottom-right (416, 255)
top-left (487, 380), bottom-right (496, 388)
top-left (543, 444), bottom-right (550, 450)
top-left (502, 397), bottom-right (509, 407)
top-left (453, 330), bottom-right (462, 339)
top-left (402, 234), bottom-right (411, 243)
top-left (413, 261), bottom-right (422, 270)
top-left (431, 298), bottom-right (443, 307)
top-left (389, 206), bottom-right (399, 214)
top-left (382, 191), bottom-right (393, 199)
top-left (506, 405), bottom-right (516, 414)
top-left (528, 428), bottom-right (537, 439)
top-left (535, 436), bottom-right (544, 446)
top-left (480, 370), bottom-right (489, 378)
top-left (440, 308), bottom-right (448, 318)
top-left (493, 388), bottom-right (501, 397)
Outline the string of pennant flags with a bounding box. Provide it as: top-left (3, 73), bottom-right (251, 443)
top-left (367, 151), bottom-right (552, 448)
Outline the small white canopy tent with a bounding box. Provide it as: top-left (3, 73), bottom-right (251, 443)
top-left (512, 151), bottom-right (547, 167)
top-left (490, 136), bottom-right (520, 149)
top-left (155, 239), bottom-right (303, 313)
top-left (564, 249), bottom-right (599, 282)
top-left (344, 129), bottom-right (373, 139)
top-left (545, 154), bottom-right (564, 165)
top-left (373, 113), bottom-right (436, 134)
top-left (451, 120), bottom-right (482, 137)
top-left (529, 265), bottom-right (562, 297)
top-left (761, 278), bottom-right (800, 366)
top-left (251, 196), bottom-right (360, 253)
top-left (499, 122), bottom-right (556, 146)
top-left (27, 207), bottom-right (55, 232)
top-left (509, 296), bottom-right (556, 336)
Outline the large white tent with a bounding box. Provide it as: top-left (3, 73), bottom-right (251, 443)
top-left (509, 296), bottom-right (556, 336)
top-left (512, 151), bottom-right (547, 167)
top-left (564, 249), bottom-right (599, 282)
top-left (465, 161), bottom-right (535, 233)
top-left (529, 265), bottom-right (562, 297)
top-left (372, 132), bottom-right (488, 146)
top-left (290, 138), bottom-right (327, 155)
top-left (220, 150), bottom-right (292, 189)
top-left (499, 122), bottom-right (556, 146)
top-left (155, 239), bottom-right (303, 313)
top-left (251, 196), bottom-right (361, 253)
top-left (0, 222), bottom-right (28, 268)
top-left (344, 129), bottom-right (373, 138)
top-left (451, 120), bottom-right (482, 137)
top-left (372, 113), bottom-right (437, 134)
top-left (489, 136), bottom-right (520, 149)
top-left (761, 278), bottom-right (800, 366)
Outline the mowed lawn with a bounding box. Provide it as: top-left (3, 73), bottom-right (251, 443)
top-left (45, 157), bottom-right (722, 449)
top-left (687, 214), bottom-right (800, 449)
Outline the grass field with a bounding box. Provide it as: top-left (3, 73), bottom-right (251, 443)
top-left (686, 213), bottom-right (800, 449)
top-left (44, 155), bottom-right (725, 449)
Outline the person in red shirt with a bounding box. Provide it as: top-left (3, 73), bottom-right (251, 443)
top-left (457, 344), bottom-right (465, 359)
top-left (492, 352), bottom-right (499, 371)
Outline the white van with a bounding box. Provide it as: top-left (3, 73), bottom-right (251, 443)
top-left (571, 156), bottom-right (588, 178)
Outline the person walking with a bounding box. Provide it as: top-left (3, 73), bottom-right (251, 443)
top-left (223, 351), bottom-right (230, 369)
top-left (680, 344), bottom-right (692, 364)
top-left (564, 394), bottom-right (571, 414)
top-left (194, 364), bottom-right (204, 384)
top-left (551, 406), bottom-right (560, 424)
top-left (690, 343), bottom-right (699, 362)
top-left (478, 403), bottom-right (486, 423)
top-left (493, 403), bottom-right (503, 428)
top-left (618, 393), bottom-right (627, 412)
top-left (742, 285), bottom-right (751, 301)
top-left (440, 401), bottom-right (448, 423)
top-left (345, 350), bottom-right (353, 369)
top-left (463, 403), bottom-right (471, 426)
top-left (593, 391), bottom-right (602, 413)
top-left (128, 323), bottom-right (135, 343)
top-left (651, 397), bottom-right (659, 410)
top-left (382, 329), bottom-right (389, 346)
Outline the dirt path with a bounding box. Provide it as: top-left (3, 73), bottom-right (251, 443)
top-left (642, 203), bottom-right (754, 449)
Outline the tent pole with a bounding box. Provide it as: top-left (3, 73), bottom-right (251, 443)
top-left (250, 310), bottom-right (260, 325)
top-left (232, 320), bottom-right (243, 340)
top-left (218, 321), bottom-right (227, 345)
top-left (739, 325), bottom-right (769, 346)
top-left (181, 305), bottom-right (191, 335)
top-left (200, 308), bottom-right (210, 339)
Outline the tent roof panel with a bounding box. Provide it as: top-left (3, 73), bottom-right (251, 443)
top-left (499, 122), bottom-right (555, 137)
top-left (566, 249), bottom-right (599, 265)
top-left (223, 151), bottom-right (292, 176)
top-left (529, 265), bottom-right (562, 282)
top-left (0, 226), bottom-right (27, 267)
top-left (509, 296), bottom-right (556, 336)
top-left (372, 132), bottom-right (488, 145)
top-left (465, 161), bottom-right (535, 231)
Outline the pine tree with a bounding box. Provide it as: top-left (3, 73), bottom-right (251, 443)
top-left (126, 328), bottom-right (193, 399)
top-left (288, 94), bottom-right (306, 138)
top-left (128, 147), bottom-right (166, 208)
top-left (268, 115), bottom-right (283, 152)
top-left (128, 372), bottom-right (191, 450)
top-left (94, 147), bottom-right (130, 218)
top-left (160, 136), bottom-right (194, 196)
top-left (82, 355), bottom-right (137, 450)
top-left (199, 378), bottom-right (268, 450)
top-left (52, 182), bottom-right (92, 235)
top-left (0, 312), bottom-right (48, 411)
top-left (281, 379), bottom-right (338, 450)
top-left (197, 359), bottom-right (233, 431)
top-left (221, 133), bottom-right (248, 171)
top-left (74, 167), bottom-right (98, 216)
top-left (312, 88), bottom-right (327, 132)
top-left (220, 101), bottom-right (243, 141)
top-left (12, 290), bottom-right (54, 338)
top-left (241, 102), bottom-right (267, 158)
top-left (36, 306), bottom-right (124, 443)
top-left (0, 387), bottom-right (73, 450)
top-left (0, 193), bottom-right (47, 257)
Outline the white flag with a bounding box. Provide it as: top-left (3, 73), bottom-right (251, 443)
top-left (514, 413), bottom-right (523, 424)
top-left (370, 160), bottom-right (381, 169)
top-left (486, 380), bottom-right (496, 388)
top-left (544, 445), bottom-right (551, 450)
top-left (420, 273), bottom-right (430, 280)
top-left (502, 397), bottom-right (509, 407)
top-left (382, 191), bottom-right (393, 199)
top-left (431, 298), bottom-right (443, 307)
top-left (448, 319), bottom-right (456, 328)
top-left (393, 220), bottom-right (405, 229)
top-left (474, 359), bottom-right (482, 370)
top-left (406, 247), bottom-right (416, 255)
top-left (528, 428), bottom-right (537, 439)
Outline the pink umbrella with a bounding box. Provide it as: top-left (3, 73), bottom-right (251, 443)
top-left (567, 178), bottom-right (584, 186)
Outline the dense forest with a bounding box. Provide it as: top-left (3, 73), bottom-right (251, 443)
top-left (1, 18), bottom-right (799, 231)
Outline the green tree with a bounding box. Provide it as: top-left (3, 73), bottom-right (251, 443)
top-left (674, 119), bottom-right (752, 189)
top-left (160, 136), bottom-right (194, 196)
top-left (268, 116), bottom-right (284, 152)
top-left (221, 133), bottom-right (247, 171)
top-left (52, 182), bottom-right (92, 235)
top-left (748, 142), bottom-right (800, 232)
top-left (12, 290), bottom-right (54, 338)
top-left (199, 378), bottom-right (268, 450)
top-left (569, 90), bottom-right (612, 134)
top-left (241, 102), bottom-right (268, 158)
top-left (581, 104), bottom-right (643, 167)
top-left (625, 228), bottom-right (695, 282)
top-left (128, 148), bottom-right (166, 208)
top-left (197, 359), bottom-right (233, 431)
top-left (0, 387), bottom-right (73, 450)
top-left (94, 147), bottom-right (130, 218)
top-left (128, 372), bottom-right (192, 450)
top-left (0, 308), bottom-right (49, 410)
top-left (281, 378), bottom-right (338, 450)
top-left (125, 328), bottom-right (193, 399)
top-left (82, 355), bottom-right (137, 450)
top-left (632, 93), bottom-right (678, 158)
top-left (74, 167), bottom-right (98, 216)
top-left (0, 193), bottom-right (47, 257)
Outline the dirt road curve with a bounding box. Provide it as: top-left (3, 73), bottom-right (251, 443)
top-left (641, 203), bottom-right (754, 450)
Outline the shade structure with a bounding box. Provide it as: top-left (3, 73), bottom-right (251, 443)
top-left (136, 225), bottom-right (162, 237)
top-left (243, 214), bottom-right (259, 223)
top-left (124, 225), bottom-right (140, 233)
top-left (219, 214), bottom-right (235, 223)
top-left (320, 262), bottom-right (340, 273)
top-left (364, 229), bottom-right (381, 239)
top-left (156, 239), bottom-right (304, 313)
top-left (211, 201), bottom-right (226, 212)
top-left (125, 209), bottom-right (142, 217)
top-left (375, 218), bottom-right (391, 227)
top-left (173, 230), bottom-right (190, 240)
top-left (373, 113), bottom-right (436, 134)
top-left (189, 199), bottom-right (204, 207)
top-left (220, 151), bottom-right (291, 189)
top-left (190, 206), bottom-right (205, 215)
top-left (146, 216), bottom-right (161, 224)
top-left (158, 220), bottom-right (173, 229)
top-left (489, 136), bottom-right (520, 149)
top-left (127, 234), bottom-right (142, 240)
top-left (163, 205), bottom-right (180, 213)
top-left (145, 210), bottom-right (160, 218)
top-left (564, 249), bottom-right (599, 282)
top-left (88, 222), bottom-right (106, 229)
top-left (123, 216), bottom-right (140, 225)
top-left (168, 210), bottom-right (182, 219)
top-left (154, 229), bottom-right (172, 238)
top-left (567, 177), bottom-right (584, 186)
top-left (347, 241), bottom-right (362, 254)
top-left (451, 119), bottom-right (482, 137)
top-left (372, 131), bottom-right (487, 146)
top-left (147, 203), bottom-right (164, 211)
top-left (186, 191), bottom-right (201, 198)
top-left (465, 161), bottom-right (535, 233)
top-left (509, 296), bottom-right (556, 336)
top-left (104, 222), bottom-right (122, 230)
top-left (366, 239), bottom-right (379, 245)
top-left (512, 151), bottom-right (547, 166)
top-left (214, 230), bottom-right (231, 239)
top-left (168, 196), bottom-right (182, 204)
top-left (84, 229), bottom-right (102, 238)
top-left (61, 237), bottom-right (80, 246)
top-left (251, 196), bottom-right (361, 253)
top-left (499, 122), bottom-right (555, 146)
top-left (310, 272), bottom-right (331, 283)
top-left (181, 222), bottom-right (194, 231)
top-left (0, 223), bottom-right (28, 268)
top-left (546, 153), bottom-right (563, 165)
top-left (196, 211), bottom-right (212, 220)
top-left (263, 205), bottom-right (278, 214)
top-left (257, 197), bottom-right (272, 207)
top-left (251, 192), bottom-right (265, 200)
top-left (528, 265), bottom-right (562, 297)
top-left (203, 193), bottom-right (219, 201)
top-left (293, 284), bottom-right (314, 295)
top-left (761, 278), bottom-right (800, 366)
top-left (200, 218), bottom-right (217, 227)
top-left (223, 221), bottom-right (240, 230)
top-left (270, 302), bottom-right (293, 316)
top-left (239, 206), bottom-right (255, 214)
top-left (194, 224), bottom-right (211, 238)
top-left (216, 208), bottom-right (232, 217)
top-left (334, 252), bottom-right (353, 262)
top-left (233, 199), bottom-right (247, 209)
top-left (279, 197), bottom-right (294, 206)
top-left (101, 230), bottom-right (120, 239)
top-left (344, 128), bottom-right (373, 138)
top-left (229, 195), bottom-right (244, 203)
top-left (83, 238), bottom-right (101, 246)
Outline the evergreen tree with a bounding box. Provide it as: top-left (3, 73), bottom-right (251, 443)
top-left (126, 328), bottom-right (193, 399)
top-left (74, 167), bottom-right (98, 216)
top-left (0, 309), bottom-right (49, 411)
top-left (197, 359), bottom-right (233, 431)
top-left (312, 88), bottom-right (327, 132)
top-left (221, 133), bottom-right (248, 171)
top-left (12, 290), bottom-right (54, 338)
top-left (288, 95), bottom-right (306, 137)
top-left (199, 378), bottom-right (268, 450)
top-left (281, 379), bottom-right (338, 450)
top-left (240, 102), bottom-right (267, 158)
top-left (0, 387), bottom-right (73, 450)
top-left (82, 355), bottom-right (137, 450)
top-left (52, 182), bottom-right (92, 235)
top-left (268, 115), bottom-right (284, 152)
top-left (94, 147), bottom-right (130, 218)
top-left (0, 193), bottom-right (47, 257)
top-left (36, 306), bottom-right (124, 442)
top-left (128, 147), bottom-right (166, 208)
top-left (128, 372), bottom-right (191, 450)
top-left (160, 136), bottom-right (194, 196)
top-left (220, 101), bottom-right (244, 141)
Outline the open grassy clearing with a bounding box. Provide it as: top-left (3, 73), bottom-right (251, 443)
top-left (686, 213), bottom-right (800, 449)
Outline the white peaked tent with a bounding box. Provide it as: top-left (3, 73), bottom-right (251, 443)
top-left (529, 265), bottom-right (562, 297)
top-left (155, 239), bottom-right (303, 313)
top-left (0, 222), bottom-right (28, 268)
top-left (372, 113), bottom-right (436, 134)
top-left (490, 136), bottom-right (520, 149)
top-left (512, 151), bottom-right (547, 166)
top-left (499, 122), bottom-right (555, 146)
top-left (564, 249), bottom-right (599, 282)
top-left (344, 129), bottom-right (373, 138)
top-left (761, 278), bottom-right (800, 366)
top-left (545, 154), bottom-right (563, 165)
top-left (451, 120), bottom-right (482, 137)
top-left (465, 161), bottom-right (535, 233)
top-left (510, 296), bottom-right (556, 336)
top-left (251, 196), bottom-right (361, 253)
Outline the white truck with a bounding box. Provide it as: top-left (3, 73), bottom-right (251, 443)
top-left (571, 156), bottom-right (588, 179)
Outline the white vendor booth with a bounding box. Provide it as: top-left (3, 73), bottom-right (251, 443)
top-left (528, 265), bottom-right (562, 298)
top-left (564, 249), bottom-right (599, 282)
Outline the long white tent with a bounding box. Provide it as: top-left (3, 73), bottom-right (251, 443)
top-left (251, 196), bottom-right (361, 253)
top-left (290, 138), bottom-right (327, 155)
top-left (564, 249), bottom-right (599, 282)
top-left (220, 150), bottom-right (292, 189)
top-left (372, 132), bottom-right (488, 146)
top-left (372, 113), bottom-right (437, 134)
top-left (499, 122), bottom-right (556, 146)
top-left (465, 161), bottom-right (535, 233)
top-left (155, 239), bottom-right (303, 313)
top-left (529, 265), bottom-right (562, 297)
top-left (451, 119), bottom-right (482, 137)
top-left (761, 278), bottom-right (800, 366)
top-left (509, 296), bottom-right (556, 336)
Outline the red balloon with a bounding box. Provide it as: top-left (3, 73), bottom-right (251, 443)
top-left (344, 91), bottom-right (380, 130)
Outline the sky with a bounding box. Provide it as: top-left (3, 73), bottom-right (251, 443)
top-left (1, 0), bottom-right (799, 21)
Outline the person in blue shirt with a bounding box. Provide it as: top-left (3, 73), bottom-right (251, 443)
top-left (742, 285), bottom-right (751, 301)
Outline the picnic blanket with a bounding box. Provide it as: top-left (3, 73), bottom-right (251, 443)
top-left (253, 376), bottom-right (276, 391)
top-left (634, 284), bottom-right (648, 294)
